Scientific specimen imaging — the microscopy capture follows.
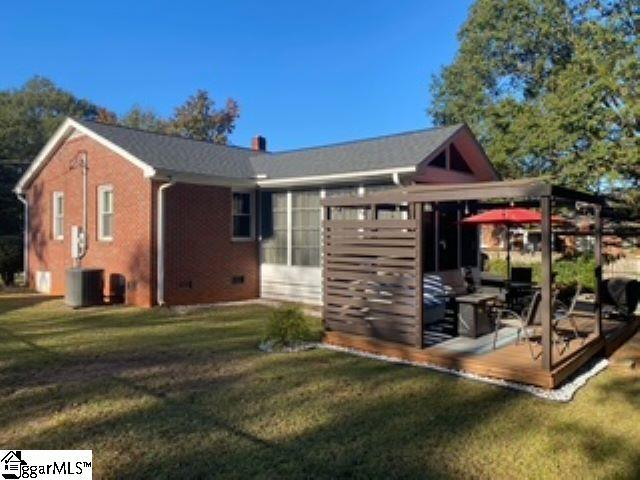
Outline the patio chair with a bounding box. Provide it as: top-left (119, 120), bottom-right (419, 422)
top-left (492, 290), bottom-right (542, 359)
top-left (493, 287), bottom-right (584, 359)
top-left (511, 267), bottom-right (533, 283)
top-left (552, 284), bottom-right (583, 346)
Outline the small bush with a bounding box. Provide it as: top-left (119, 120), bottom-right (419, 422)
top-left (554, 255), bottom-right (596, 291)
top-left (263, 307), bottom-right (311, 347)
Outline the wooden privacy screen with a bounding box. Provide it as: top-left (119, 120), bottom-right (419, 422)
top-left (323, 218), bottom-right (421, 346)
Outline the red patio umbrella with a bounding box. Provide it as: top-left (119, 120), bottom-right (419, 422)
top-left (461, 208), bottom-right (545, 225)
top-left (461, 208), bottom-right (562, 279)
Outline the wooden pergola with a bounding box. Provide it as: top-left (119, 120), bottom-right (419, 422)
top-left (321, 179), bottom-right (637, 388)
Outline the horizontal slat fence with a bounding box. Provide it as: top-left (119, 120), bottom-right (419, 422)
top-left (323, 218), bottom-right (420, 345)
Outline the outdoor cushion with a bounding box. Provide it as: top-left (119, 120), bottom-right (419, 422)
top-left (423, 273), bottom-right (447, 325)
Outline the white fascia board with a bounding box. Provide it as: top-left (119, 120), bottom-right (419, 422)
top-left (14, 119), bottom-right (74, 193)
top-left (14, 117), bottom-right (156, 193)
top-left (256, 166), bottom-right (416, 188)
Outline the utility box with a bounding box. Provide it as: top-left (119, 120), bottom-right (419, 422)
top-left (65, 268), bottom-right (104, 308)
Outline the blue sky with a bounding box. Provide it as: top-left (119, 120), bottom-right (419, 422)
top-left (1, 0), bottom-right (472, 151)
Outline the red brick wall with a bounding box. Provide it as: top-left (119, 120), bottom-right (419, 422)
top-left (163, 183), bottom-right (260, 305)
top-left (26, 134), bottom-right (155, 306)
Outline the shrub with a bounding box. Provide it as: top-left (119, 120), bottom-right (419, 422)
top-left (486, 255), bottom-right (596, 291)
top-left (554, 255), bottom-right (596, 291)
top-left (263, 307), bottom-right (311, 347)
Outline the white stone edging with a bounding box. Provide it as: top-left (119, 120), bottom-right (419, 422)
top-left (317, 342), bottom-right (609, 402)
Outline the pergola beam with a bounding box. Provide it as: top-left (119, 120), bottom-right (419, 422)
top-left (323, 179), bottom-right (605, 209)
top-left (551, 184), bottom-right (606, 205)
top-left (323, 179), bottom-right (552, 207)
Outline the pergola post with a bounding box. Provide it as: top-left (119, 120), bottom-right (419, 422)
top-left (594, 204), bottom-right (603, 337)
top-left (434, 203), bottom-right (440, 272)
top-left (414, 202), bottom-right (424, 348)
top-left (322, 205), bottom-right (331, 332)
top-left (540, 196), bottom-right (553, 371)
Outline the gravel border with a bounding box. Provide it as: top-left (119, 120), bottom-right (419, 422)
top-left (318, 342), bottom-right (609, 402)
top-left (258, 340), bottom-right (318, 353)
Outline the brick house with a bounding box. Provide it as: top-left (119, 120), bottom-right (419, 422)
top-left (14, 117), bottom-right (499, 307)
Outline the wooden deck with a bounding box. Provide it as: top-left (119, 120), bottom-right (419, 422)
top-left (323, 315), bottom-right (640, 389)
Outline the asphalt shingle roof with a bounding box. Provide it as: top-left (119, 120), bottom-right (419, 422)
top-left (250, 125), bottom-right (463, 179)
top-left (77, 120), bottom-right (256, 179)
top-left (77, 119), bottom-right (464, 180)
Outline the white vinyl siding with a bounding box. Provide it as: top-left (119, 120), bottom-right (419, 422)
top-left (52, 191), bottom-right (64, 240)
top-left (98, 185), bottom-right (114, 241)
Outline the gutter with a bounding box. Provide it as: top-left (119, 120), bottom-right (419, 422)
top-left (156, 181), bottom-right (175, 306)
top-left (15, 192), bottom-right (29, 285)
top-left (149, 166), bottom-right (417, 190)
top-left (256, 166), bottom-right (417, 188)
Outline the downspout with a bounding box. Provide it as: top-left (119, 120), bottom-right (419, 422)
top-left (16, 192), bottom-right (29, 285)
top-left (77, 151), bottom-right (89, 266)
top-left (156, 181), bottom-right (175, 306)
top-left (393, 171), bottom-right (406, 219)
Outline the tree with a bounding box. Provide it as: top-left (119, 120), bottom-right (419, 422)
top-left (0, 76), bottom-right (101, 161)
top-left (0, 77), bottom-right (103, 236)
top-left (0, 77), bottom-right (103, 283)
top-left (96, 107), bottom-right (118, 125)
top-left (170, 90), bottom-right (239, 143)
top-left (121, 105), bottom-right (167, 132)
top-left (429, 0), bottom-right (639, 206)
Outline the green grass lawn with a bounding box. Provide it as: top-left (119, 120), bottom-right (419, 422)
top-left (1, 293), bottom-right (639, 479)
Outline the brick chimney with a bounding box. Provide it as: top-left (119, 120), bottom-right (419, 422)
top-left (252, 135), bottom-right (267, 152)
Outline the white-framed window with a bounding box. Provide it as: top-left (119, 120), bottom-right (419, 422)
top-left (97, 185), bottom-right (114, 241)
top-left (232, 191), bottom-right (253, 240)
top-left (291, 190), bottom-right (321, 266)
top-left (52, 191), bottom-right (64, 240)
top-left (260, 189), bottom-right (323, 267)
top-left (261, 191), bottom-right (288, 264)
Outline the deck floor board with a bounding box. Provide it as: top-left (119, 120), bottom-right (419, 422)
top-left (324, 315), bottom-right (639, 388)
